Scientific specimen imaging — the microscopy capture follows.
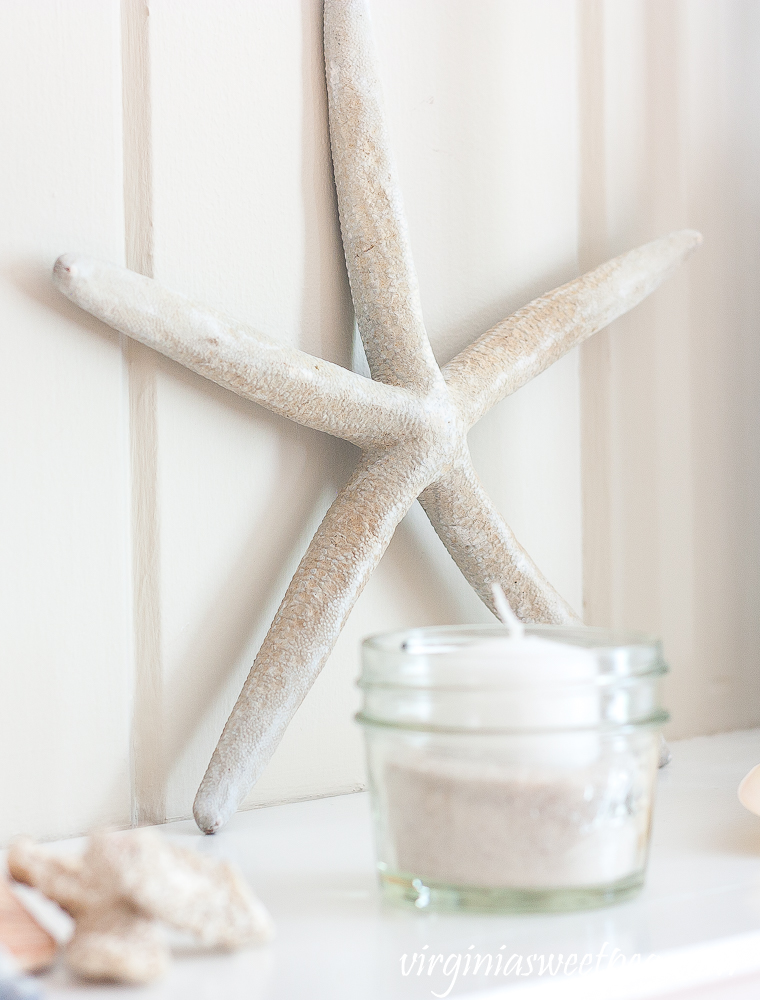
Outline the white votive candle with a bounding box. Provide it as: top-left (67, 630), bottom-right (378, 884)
top-left (402, 587), bottom-right (601, 767)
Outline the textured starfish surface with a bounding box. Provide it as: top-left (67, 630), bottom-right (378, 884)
top-left (52, 0), bottom-right (700, 834)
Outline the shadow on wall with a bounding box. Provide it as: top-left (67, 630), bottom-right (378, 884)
top-left (4, 256), bottom-right (119, 348)
top-left (159, 412), bottom-right (358, 813)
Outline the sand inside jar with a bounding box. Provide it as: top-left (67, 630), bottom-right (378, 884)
top-left (384, 754), bottom-right (651, 888)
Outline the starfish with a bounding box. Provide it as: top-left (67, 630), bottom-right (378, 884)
top-left (51, 0), bottom-right (700, 834)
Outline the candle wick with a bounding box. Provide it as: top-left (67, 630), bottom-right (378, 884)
top-left (491, 583), bottom-right (525, 640)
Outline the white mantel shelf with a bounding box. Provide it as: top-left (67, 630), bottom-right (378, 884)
top-left (32, 729), bottom-right (760, 999)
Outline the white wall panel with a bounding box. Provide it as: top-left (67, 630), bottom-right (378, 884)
top-left (4, 0), bottom-right (754, 842)
top-left (147, 0), bottom-right (583, 822)
top-left (0, 0), bottom-right (130, 842)
top-left (580, 0), bottom-right (760, 738)
top-left (374, 0), bottom-right (583, 616)
top-left (148, 0), bottom-right (363, 819)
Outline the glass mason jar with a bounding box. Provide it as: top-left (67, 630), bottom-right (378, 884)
top-left (358, 624), bottom-right (668, 913)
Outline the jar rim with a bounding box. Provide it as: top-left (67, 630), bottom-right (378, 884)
top-left (363, 623), bottom-right (661, 654)
top-left (360, 623), bottom-right (667, 691)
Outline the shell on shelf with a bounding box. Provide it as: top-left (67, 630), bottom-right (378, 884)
top-left (7, 830), bottom-right (273, 985)
top-left (738, 764), bottom-right (760, 816)
top-left (0, 876), bottom-right (57, 973)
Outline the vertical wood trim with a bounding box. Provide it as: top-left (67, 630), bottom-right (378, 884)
top-left (578, 0), bottom-right (612, 626)
top-left (121, 0), bottom-right (164, 825)
top-left (122, 0), bottom-right (153, 277)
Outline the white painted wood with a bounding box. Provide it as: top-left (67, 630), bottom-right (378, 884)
top-left (580, 0), bottom-right (760, 738)
top-left (374, 0), bottom-right (583, 615)
top-left (121, 0), bottom-right (164, 829)
top-left (148, 0), bottom-right (364, 820)
top-left (0, 1), bottom-right (131, 842)
top-left (146, 0), bottom-right (583, 822)
top-left (33, 729), bottom-right (760, 999)
top-left (2, 0), bottom-right (756, 842)
top-left (578, 0), bottom-right (614, 629)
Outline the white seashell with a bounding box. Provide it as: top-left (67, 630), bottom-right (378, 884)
top-left (7, 831), bottom-right (273, 984)
top-left (738, 764), bottom-right (760, 815)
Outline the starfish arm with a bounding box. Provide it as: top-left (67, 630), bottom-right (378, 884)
top-left (324, 0), bottom-right (442, 394)
top-left (193, 448), bottom-right (433, 833)
top-left (419, 458), bottom-right (581, 625)
top-left (443, 230), bottom-right (702, 427)
top-left (53, 254), bottom-right (423, 450)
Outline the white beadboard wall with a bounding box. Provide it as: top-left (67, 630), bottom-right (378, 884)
top-left (0, 0), bottom-right (757, 843)
top-left (0, 0), bottom-right (131, 842)
top-left (581, 0), bottom-right (760, 738)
